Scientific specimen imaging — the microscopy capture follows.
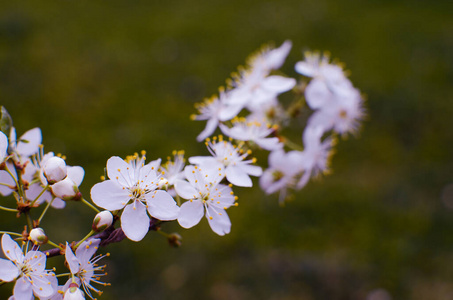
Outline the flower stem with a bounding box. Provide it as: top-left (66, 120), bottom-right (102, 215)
top-left (38, 197), bottom-right (55, 224)
top-left (56, 273), bottom-right (71, 278)
top-left (0, 231), bottom-right (22, 237)
top-left (75, 230), bottom-right (95, 249)
top-left (0, 205), bottom-right (18, 212)
top-left (81, 198), bottom-right (100, 213)
top-left (24, 212), bottom-right (33, 231)
top-left (47, 240), bottom-right (64, 250)
top-left (30, 184), bottom-right (49, 206)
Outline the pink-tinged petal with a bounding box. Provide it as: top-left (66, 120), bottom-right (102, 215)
top-left (90, 180), bottom-right (130, 211)
top-left (261, 76), bottom-right (296, 93)
top-left (255, 137), bottom-right (282, 151)
top-left (305, 79), bottom-right (331, 109)
top-left (196, 118), bottom-right (219, 142)
top-left (121, 201), bottom-right (149, 242)
top-left (174, 179), bottom-right (198, 200)
top-left (51, 197), bottom-right (66, 209)
top-left (29, 272), bottom-right (55, 298)
top-left (178, 200), bottom-right (204, 229)
top-left (0, 163), bottom-right (17, 196)
top-left (206, 206), bottom-right (231, 236)
top-left (239, 164), bottom-right (263, 177)
top-left (106, 156), bottom-right (134, 187)
top-left (2, 234), bottom-right (24, 263)
top-left (145, 190), bottom-right (179, 221)
top-left (24, 251), bottom-right (46, 273)
top-left (225, 166), bottom-right (252, 187)
top-left (0, 258), bottom-right (19, 281)
top-left (76, 239), bottom-right (100, 265)
top-left (0, 131), bottom-right (8, 161)
top-left (295, 61), bottom-right (316, 77)
top-left (16, 127), bottom-right (42, 157)
top-left (67, 166), bottom-right (84, 187)
top-left (13, 277), bottom-right (33, 300)
top-left (64, 243), bottom-right (80, 274)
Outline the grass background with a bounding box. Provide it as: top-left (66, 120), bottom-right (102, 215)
top-left (1, 0), bottom-right (453, 299)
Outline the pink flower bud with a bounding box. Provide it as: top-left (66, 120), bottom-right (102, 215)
top-left (51, 177), bottom-right (81, 201)
top-left (43, 156), bottom-right (67, 184)
top-left (29, 228), bottom-right (48, 245)
top-left (92, 210), bottom-right (113, 232)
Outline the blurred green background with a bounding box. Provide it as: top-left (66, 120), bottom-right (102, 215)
top-left (1, 0), bottom-right (452, 299)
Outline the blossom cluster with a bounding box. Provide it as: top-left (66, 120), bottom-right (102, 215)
top-left (0, 40), bottom-right (363, 299)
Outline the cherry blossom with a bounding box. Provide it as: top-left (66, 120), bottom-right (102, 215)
top-left (91, 153), bottom-right (179, 241)
top-left (175, 165), bottom-right (236, 235)
top-left (0, 234), bottom-right (57, 299)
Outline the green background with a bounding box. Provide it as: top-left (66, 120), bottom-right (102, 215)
top-left (1, 0), bottom-right (453, 299)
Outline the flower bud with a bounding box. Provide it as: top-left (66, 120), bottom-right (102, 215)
top-left (43, 156), bottom-right (67, 184)
top-left (92, 210), bottom-right (113, 232)
top-left (51, 177), bottom-right (81, 201)
top-left (64, 283), bottom-right (85, 300)
top-left (167, 233), bottom-right (182, 248)
top-left (29, 227), bottom-right (48, 246)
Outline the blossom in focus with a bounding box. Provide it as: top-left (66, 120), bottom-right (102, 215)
top-left (0, 234), bottom-right (57, 299)
top-left (175, 165), bottom-right (236, 235)
top-left (8, 127), bottom-right (42, 158)
top-left (43, 156), bottom-right (68, 184)
top-left (65, 239), bottom-right (109, 299)
top-left (189, 136), bottom-right (262, 187)
top-left (160, 150), bottom-right (186, 196)
top-left (91, 153), bottom-right (179, 241)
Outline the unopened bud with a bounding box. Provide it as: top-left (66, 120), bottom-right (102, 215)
top-left (167, 233), bottom-right (182, 248)
top-left (64, 283), bottom-right (84, 300)
top-left (43, 156), bottom-right (67, 184)
top-left (51, 177), bottom-right (81, 201)
top-left (92, 210), bottom-right (113, 232)
top-left (29, 228), bottom-right (48, 245)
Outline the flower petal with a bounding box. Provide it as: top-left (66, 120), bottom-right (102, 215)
top-left (16, 127), bottom-right (42, 157)
top-left (174, 179), bottom-right (198, 200)
top-left (64, 243), bottom-right (80, 274)
top-left (178, 200), bottom-right (204, 229)
top-left (121, 201), bottom-right (149, 242)
top-left (67, 166), bottom-right (85, 187)
top-left (29, 272), bottom-right (55, 298)
top-left (2, 234), bottom-right (24, 263)
top-left (0, 258), bottom-right (19, 281)
top-left (90, 180), bottom-right (129, 211)
top-left (106, 156), bottom-right (134, 187)
top-left (261, 76), bottom-right (296, 93)
top-left (196, 118), bottom-right (219, 142)
top-left (13, 277), bottom-right (33, 300)
top-left (225, 166), bottom-right (252, 187)
top-left (206, 206), bottom-right (231, 236)
top-left (145, 190), bottom-right (179, 221)
top-left (75, 238), bottom-right (100, 266)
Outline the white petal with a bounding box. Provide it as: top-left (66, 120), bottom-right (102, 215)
top-left (305, 79), bottom-right (331, 109)
top-left (239, 164), bottom-right (263, 177)
top-left (51, 197), bottom-right (66, 209)
top-left (265, 40), bottom-right (292, 70)
top-left (66, 166), bottom-right (84, 187)
top-left (145, 190), bottom-right (179, 221)
top-left (225, 166), bottom-right (252, 187)
top-left (16, 127), bottom-right (42, 157)
top-left (196, 118), bottom-right (219, 142)
top-left (261, 76), bottom-right (296, 93)
top-left (2, 234), bottom-right (24, 263)
top-left (174, 179), bottom-right (198, 200)
top-left (90, 180), bottom-right (130, 211)
top-left (106, 156), bottom-right (134, 187)
top-left (255, 137), bottom-right (282, 151)
top-left (64, 243), bottom-right (80, 274)
top-left (206, 206), bottom-right (231, 236)
top-left (75, 239), bottom-right (100, 265)
top-left (218, 103), bottom-right (243, 121)
top-left (24, 250), bottom-right (46, 273)
top-left (295, 61), bottom-right (316, 77)
top-left (0, 164), bottom-right (16, 196)
top-left (188, 156), bottom-right (216, 167)
top-left (121, 201), bottom-right (149, 242)
top-left (178, 200), bottom-right (204, 229)
top-left (29, 272), bottom-right (55, 298)
top-left (0, 258), bottom-right (19, 281)
top-left (0, 131), bottom-right (8, 162)
top-left (13, 277), bottom-right (33, 300)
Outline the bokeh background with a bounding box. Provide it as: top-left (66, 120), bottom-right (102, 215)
top-left (1, 0), bottom-right (452, 299)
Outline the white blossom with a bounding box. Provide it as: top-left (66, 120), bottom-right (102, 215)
top-left (0, 234), bottom-right (57, 299)
top-left (175, 165), bottom-right (236, 235)
top-left (0, 130), bottom-right (8, 162)
top-left (91, 153), bottom-right (179, 241)
top-left (43, 156), bottom-right (67, 184)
